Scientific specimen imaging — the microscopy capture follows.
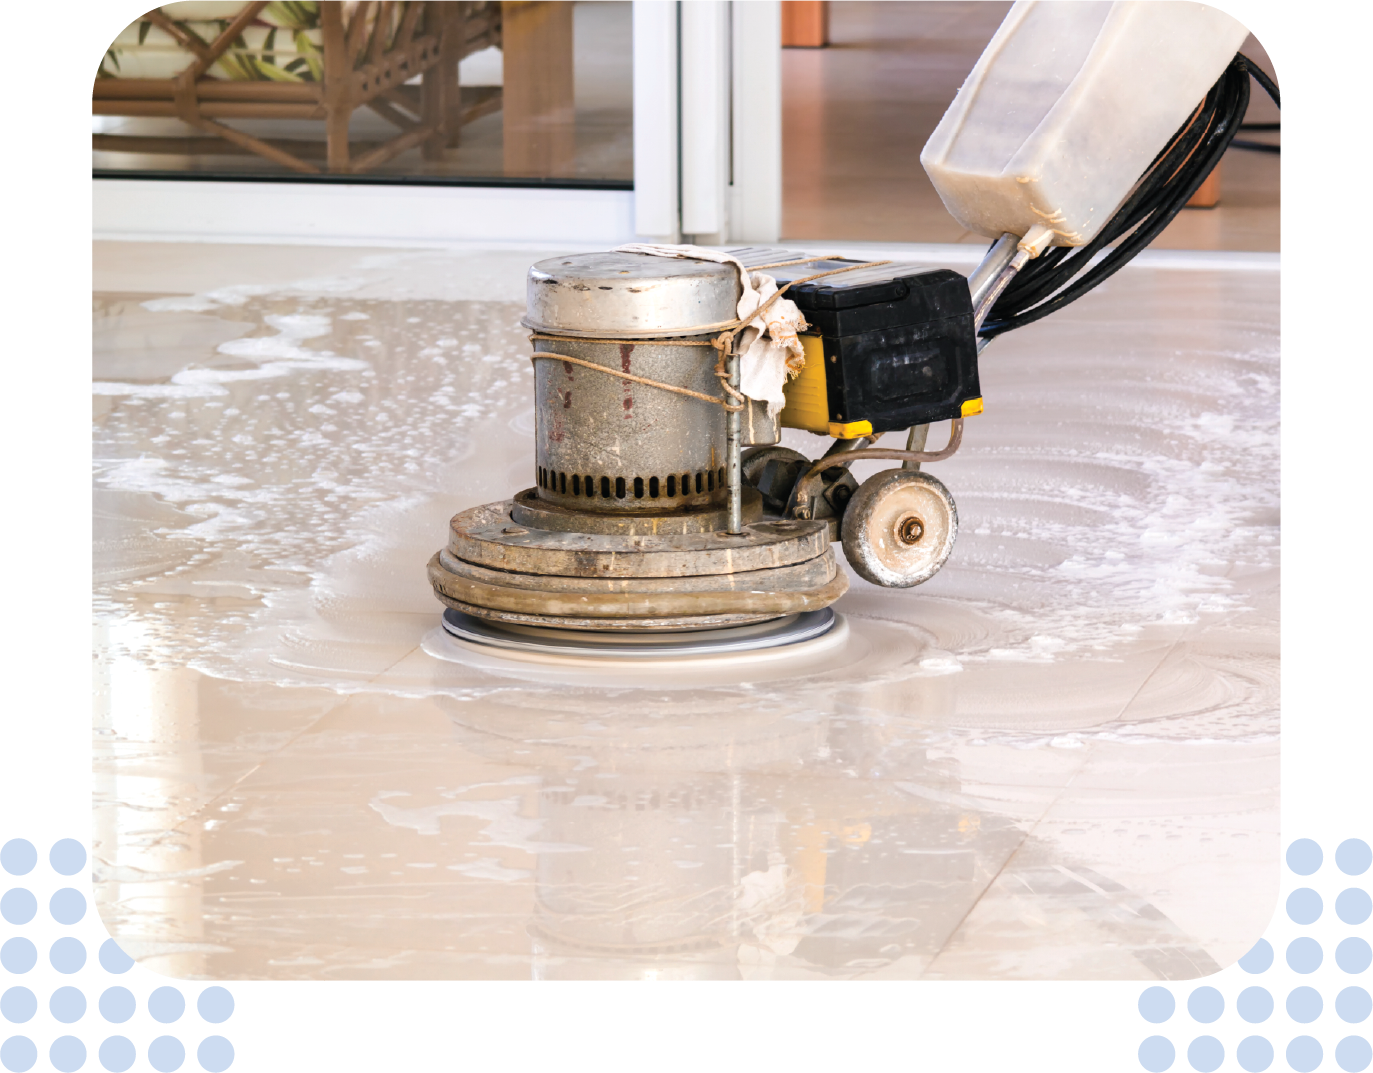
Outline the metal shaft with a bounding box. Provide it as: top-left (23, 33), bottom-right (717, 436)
top-left (973, 248), bottom-right (1031, 332)
top-left (903, 423), bottom-right (929, 471)
top-left (726, 347), bottom-right (742, 533)
top-left (967, 232), bottom-right (1020, 309)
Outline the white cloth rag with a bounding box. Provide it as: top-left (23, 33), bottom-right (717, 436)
top-left (612, 243), bottom-right (808, 418)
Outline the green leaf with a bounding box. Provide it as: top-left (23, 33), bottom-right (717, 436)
top-left (213, 52), bottom-right (257, 81)
top-left (295, 30), bottom-right (323, 81)
top-left (178, 20), bottom-right (212, 49)
top-left (264, 1), bottom-right (320, 32)
top-left (255, 62), bottom-right (304, 82)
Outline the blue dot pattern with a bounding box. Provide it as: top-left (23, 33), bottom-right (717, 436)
top-left (0, 834), bottom-right (237, 1073)
top-left (1139, 986), bottom-right (1175, 1023)
top-left (1342, 890), bottom-right (1373, 926)
top-left (99, 1035), bottom-right (135, 1073)
top-left (1340, 987), bottom-right (1373, 1023)
top-left (148, 1035), bottom-right (186, 1073)
top-left (97, 940), bottom-right (133, 975)
top-left (0, 989), bottom-right (35, 1024)
top-left (1289, 887), bottom-right (1324, 925)
top-left (0, 891), bottom-right (35, 927)
top-left (49, 1036), bottom-right (85, 1073)
top-left (149, 986), bottom-right (185, 1024)
top-left (49, 937), bottom-right (86, 975)
top-left (0, 1035), bottom-right (37, 1072)
top-left (1188, 1035), bottom-right (1223, 1072)
top-left (1288, 985), bottom-right (1324, 1023)
top-left (1187, 986), bottom-right (1223, 1023)
top-left (48, 889), bottom-right (85, 926)
top-left (1289, 839), bottom-right (1324, 876)
top-left (1237, 986), bottom-right (1273, 1023)
top-left (1288, 937), bottom-right (1324, 974)
top-left (197, 987), bottom-right (234, 1024)
top-left (1338, 840), bottom-right (1373, 876)
top-left (0, 841), bottom-right (36, 877)
top-left (1238, 939), bottom-right (1274, 973)
top-left (1138, 1035), bottom-right (1174, 1072)
top-left (0, 940), bottom-right (35, 975)
top-left (49, 987), bottom-right (86, 1024)
top-left (197, 1036), bottom-right (234, 1073)
top-left (1138, 838), bottom-right (1373, 1072)
top-left (47, 841), bottom-right (86, 877)
top-left (1289, 1035), bottom-right (1324, 1073)
top-left (99, 987), bottom-right (135, 1024)
top-left (1340, 938), bottom-right (1373, 974)
top-left (1236, 1035), bottom-right (1274, 1072)
top-left (1338, 1035), bottom-right (1373, 1072)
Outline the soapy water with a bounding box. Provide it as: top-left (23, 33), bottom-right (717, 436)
top-left (94, 279), bottom-right (1276, 735)
top-left (92, 253), bottom-right (1278, 979)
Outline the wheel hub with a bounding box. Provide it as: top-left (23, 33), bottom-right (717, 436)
top-left (896, 513), bottom-right (925, 546)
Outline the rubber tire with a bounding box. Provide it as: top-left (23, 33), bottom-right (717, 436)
top-left (840, 469), bottom-right (958, 588)
top-left (741, 445), bottom-right (808, 488)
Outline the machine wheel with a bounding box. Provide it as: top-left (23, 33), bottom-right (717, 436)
top-left (840, 469), bottom-right (957, 588)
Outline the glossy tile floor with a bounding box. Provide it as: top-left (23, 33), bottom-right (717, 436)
top-left (93, 241), bottom-right (1278, 980)
top-left (782, 2), bottom-right (1281, 251)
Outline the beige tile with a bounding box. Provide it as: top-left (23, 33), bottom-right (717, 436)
top-left (93, 241), bottom-right (1278, 979)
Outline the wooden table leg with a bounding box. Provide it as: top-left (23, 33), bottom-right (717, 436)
top-left (782, 1), bottom-right (829, 48)
top-left (501, 0), bottom-right (575, 178)
top-left (321, 4), bottom-right (352, 173)
top-left (421, 1), bottom-right (456, 159)
top-left (1186, 161), bottom-right (1222, 208)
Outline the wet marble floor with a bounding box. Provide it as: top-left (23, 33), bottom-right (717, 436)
top-left (92, 241), bottom-right (1279, 980)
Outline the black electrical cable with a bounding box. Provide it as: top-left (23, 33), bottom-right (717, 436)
top-left (1235, 66), bottom-right (1280, 152)
top-left (979, 53), bottom-right (1278, 340)
top-left (1247, 60), bottom-right (1280, 108)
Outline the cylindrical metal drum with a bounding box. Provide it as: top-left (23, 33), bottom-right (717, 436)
top-left (525, 251), bottom-right (743, 514)
top-left (532, 337), bottom-right (728, 511)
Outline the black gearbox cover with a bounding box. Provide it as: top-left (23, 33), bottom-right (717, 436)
top-left (783, 265), bottom-right (979, 432)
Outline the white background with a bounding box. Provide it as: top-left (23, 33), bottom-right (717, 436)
top-left (3, 0), bottom-right (1360, 1069)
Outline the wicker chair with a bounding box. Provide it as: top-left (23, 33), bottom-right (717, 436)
top-left (93, 1), bottom-right (502, 174)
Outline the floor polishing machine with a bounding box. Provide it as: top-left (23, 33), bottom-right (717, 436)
top-left (429, 0), bottom-right (1278, 658)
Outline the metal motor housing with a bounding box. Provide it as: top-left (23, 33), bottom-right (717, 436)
top-left (524, 252), bottom-right (743, 513)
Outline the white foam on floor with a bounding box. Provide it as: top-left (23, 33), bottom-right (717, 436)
top-left (94, 265), bottom-right (1278, 746)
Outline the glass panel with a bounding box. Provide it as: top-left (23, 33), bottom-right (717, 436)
top-left (93, 1), bottom-right (632, 185)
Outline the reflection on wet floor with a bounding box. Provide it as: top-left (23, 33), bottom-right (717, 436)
top-left (93, 245), bottom-right (1278, 980)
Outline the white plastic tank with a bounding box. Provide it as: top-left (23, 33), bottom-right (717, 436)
top-left (920, 1), bottom-right (1251, 250)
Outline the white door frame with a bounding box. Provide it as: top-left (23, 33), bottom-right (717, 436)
top-left (632, 0), bottom-right (782, 244)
